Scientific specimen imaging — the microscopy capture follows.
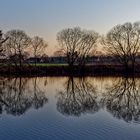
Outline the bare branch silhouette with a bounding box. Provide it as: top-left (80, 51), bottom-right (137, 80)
top-left (57, 27), bottom-right (98, 67)
top-left (104, 22), bottom-right (140, 72)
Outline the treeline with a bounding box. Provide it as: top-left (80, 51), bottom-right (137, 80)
top-left (0, 30), bottom-right (48, 68)
top-left (56, 22), bottom-right (140, 73)
top-left (1, 21), bottom-right (140, 74)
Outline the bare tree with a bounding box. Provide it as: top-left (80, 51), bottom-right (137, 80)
top-left (78, 30), bottom-right (99, 66)
top-left (5, 29), bottom-right (31, 69)
top-left (0, 30), bottom-right (8, 56)
top-left (104, 22), bottom-right (140, 72)
top-left (57, 27), bottom-right (98, 67)
top-left (31, 36), bottom-right (48, 66)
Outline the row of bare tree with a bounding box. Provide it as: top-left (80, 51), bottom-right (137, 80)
top-left (0, 29), bottom-right (48, 68)
top-left (1, 22), bottom-right (140, 72)
top-left (57, 22), bottom-right (140, 72)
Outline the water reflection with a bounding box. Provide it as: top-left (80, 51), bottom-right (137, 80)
top-left (0, 77), bottom-right (48, 116)
top-left (56, 76), bottom-right (140, 123)
top-left (101, 77), bottom-right (140, 123)
top-left (1, 76), bottom-right (140, 123)
top-left (56, 77), bottom-right (100, 117)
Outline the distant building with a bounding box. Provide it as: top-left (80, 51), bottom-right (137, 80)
top-left (47, 56), bottom-right (67, 64)
top-left (26, 57), bottom-right (41, 63)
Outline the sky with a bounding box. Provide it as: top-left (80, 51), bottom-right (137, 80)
top-left (0, 0), bottom-right (140, 55)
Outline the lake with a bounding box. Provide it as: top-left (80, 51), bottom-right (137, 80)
top-left (0, 76), bottom-right (140, 140)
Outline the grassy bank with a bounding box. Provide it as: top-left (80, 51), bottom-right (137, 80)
top-left (0, 63), bottom-right (140, 77)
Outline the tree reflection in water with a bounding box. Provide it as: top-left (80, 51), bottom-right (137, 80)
top-left (57, 76), bottom-right (140, 122)
top-left (56, 77), bottom-right (100, 117)
top-left (101, 77), bottom-right (140, 123)
top-left (1, 76), bottom-right (140, 123)
top-left (0, 77), bottom-right (48, 116)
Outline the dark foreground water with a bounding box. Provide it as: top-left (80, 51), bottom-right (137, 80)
top-left (0, 77), bottom-right (140, 140)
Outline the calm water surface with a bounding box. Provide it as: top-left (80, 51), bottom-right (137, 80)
top-left (0, 76), bottom-right (140, 140)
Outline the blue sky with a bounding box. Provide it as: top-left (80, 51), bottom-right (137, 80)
top-left (0, 0), bottom-right (140, 54)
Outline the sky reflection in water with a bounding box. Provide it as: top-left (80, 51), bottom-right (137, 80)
top-left (0, 77), bottom-right (140, 140)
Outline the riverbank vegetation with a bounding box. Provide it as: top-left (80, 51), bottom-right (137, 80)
top-left (1, 22), bottom-right (140, 76)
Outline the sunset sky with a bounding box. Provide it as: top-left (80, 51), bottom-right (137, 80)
top-left (0, 0), bottom-right (140, 55)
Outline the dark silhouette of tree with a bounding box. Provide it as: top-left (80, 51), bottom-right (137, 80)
top-left (56, 77), bottom-right (100, 117)
top-left (0, 30), bottom-right (8, 56)
top-left (0, 77), bottom-right (48, 116)
top-left (4, 30), bottom-right (31, 69)
top-left (101, 77), bottom-right (140, 123)
top-left (104, 22), bottom-right (140, 73)
top-left (57, 27), bottom-right (98, 67)
top-left (78, 30), bottom-right (99, 66)
top-left (31, 36), bottom-right (48, 66)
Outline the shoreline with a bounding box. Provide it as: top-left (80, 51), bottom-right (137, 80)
top-left (0, 64), bottom-right (140, 77)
